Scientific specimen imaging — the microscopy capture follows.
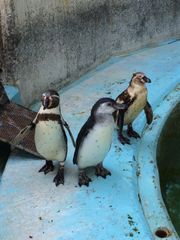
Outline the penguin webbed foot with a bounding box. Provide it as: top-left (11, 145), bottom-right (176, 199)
top-left (39, 160), bottom-right (54, 174)
top-left (53, 167), bottom-right (64, 186)
top-left (95, 163), bottom-right (111, 179)
top-left (78, 171), bottom-right (92, 187)
top-left (127, 126), bottom-right (140, 139)
top-left (118, 132), bottom-right (130, 145)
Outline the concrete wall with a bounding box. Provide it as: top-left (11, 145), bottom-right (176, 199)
top-left (0, 0), bottom-right (180, 105)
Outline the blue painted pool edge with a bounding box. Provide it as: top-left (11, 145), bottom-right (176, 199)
top-left (4, 85), bottom-right (21, 104)
top-left (1, 41), bottom-right (180, 240)
top-left (137, 84), bottom-right (180, 239)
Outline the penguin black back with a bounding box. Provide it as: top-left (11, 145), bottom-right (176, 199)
top-left (73, 116), bottom-right (94, 165)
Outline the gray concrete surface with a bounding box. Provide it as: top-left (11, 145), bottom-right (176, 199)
top-left (0, 0), bottom-right (180, 105)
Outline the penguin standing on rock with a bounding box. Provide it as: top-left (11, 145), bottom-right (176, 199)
top-left (33, 90), bottom-right (69, 186)
top-left (115, 72), bottom-right (153, 144)
top-left (73, 98), bottom-right (127, 187)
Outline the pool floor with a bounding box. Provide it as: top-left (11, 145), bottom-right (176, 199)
top-left (0, 40), bottom-right (180, 240)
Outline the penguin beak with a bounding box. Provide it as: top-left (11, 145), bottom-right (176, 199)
top-left (142, 76), bottom-right (151, 83)
top-left (113, 103), bottom-right (127, 110)
top-left (42, 97), bottom-right (50, 110)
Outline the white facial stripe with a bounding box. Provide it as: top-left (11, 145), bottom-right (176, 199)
top-left (51, 95), bottom-right (60, 99)
top-left (42, 94), bottom-right (59, 99)
top-left (43, 96), bottom-right (47, 105)
top-left (48, 96), bottom-right (53, 108)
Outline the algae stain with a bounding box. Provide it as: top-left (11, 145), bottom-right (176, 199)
top-left (127, 214), bottom-right (140, 236)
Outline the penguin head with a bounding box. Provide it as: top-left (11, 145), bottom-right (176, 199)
top-left (92, 98), bottom-right (127, 116)
top-left (41, 90), bottom-right (60, 110)
top-left (130, 72), bottom-right (151, 86)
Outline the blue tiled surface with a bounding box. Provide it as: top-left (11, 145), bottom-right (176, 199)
top-left (0, 40), bottom-right (180, 240)
top-left (5, 85), bottom-right (21, 104)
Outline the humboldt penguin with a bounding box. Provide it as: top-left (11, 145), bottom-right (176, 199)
top-left (115, 72), bottom-right (153, 144)
top-left (73, 97), bottom-right (127, 187)
top-left (34, 90), bottom-right (68, 186)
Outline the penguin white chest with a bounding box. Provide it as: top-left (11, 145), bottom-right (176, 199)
top-left (124, 88), bottom-right (147, 124)
top-left (78, 122), bottom-right (114, 169)
top-left (35, 120), bottom-right (66, 161)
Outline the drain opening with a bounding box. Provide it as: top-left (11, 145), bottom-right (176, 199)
top-left (155, 227), bottom-right (172, 238)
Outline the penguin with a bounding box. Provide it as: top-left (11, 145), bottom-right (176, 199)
top-left (33, 90), bottom-right (68, 186)
top-left (114, 72), bottom-right (153, 144)
top-left (73, 97), bottom-right (127, 187)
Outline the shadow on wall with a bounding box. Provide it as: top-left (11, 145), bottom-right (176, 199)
top-left (0, 0), bottom-right (180, 105)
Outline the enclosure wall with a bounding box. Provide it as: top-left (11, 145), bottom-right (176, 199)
top-left (0, 0), bottom-right (180, 105)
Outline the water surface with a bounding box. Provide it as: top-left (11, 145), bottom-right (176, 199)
top-left (157, 102), bottom-right (180, 235)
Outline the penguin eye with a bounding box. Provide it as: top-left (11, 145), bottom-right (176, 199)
top-left (107, 103), bottom-right (112, 106)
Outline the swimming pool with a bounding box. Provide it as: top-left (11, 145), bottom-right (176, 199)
top-left (157, 102), bottom-right (180, 235)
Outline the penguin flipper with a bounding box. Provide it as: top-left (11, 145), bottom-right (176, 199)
top-left (115, 109), bottom-right (124, 131)
top-left (116, 89), bottom-right (136, 108)
top-left (60, 115), bottom-right (76, 147)
top-left (116, 89), bottom-right (131, 104)
top-left (73, 117), bottom-right (94, 165)
top-left (115, 90), bottom-right (135, 145)
top-left (115, 89), bottom-right (129, 127)
top-left (116, 110), bottom-right (130, 144)
top-left (144, 101), bottom-right (153, 124)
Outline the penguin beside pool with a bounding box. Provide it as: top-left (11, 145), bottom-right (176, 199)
top-left (33, 90), bottom-right (69, 186)
top-left (73, 98), bottom-right (127, 187)
top-left (12, 90), bottom-right (75, 186)
top-left (114, 72), bottom-right (153, 144)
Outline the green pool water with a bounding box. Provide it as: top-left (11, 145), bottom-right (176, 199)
top-left (157, 102), bottom-right (180, 235)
